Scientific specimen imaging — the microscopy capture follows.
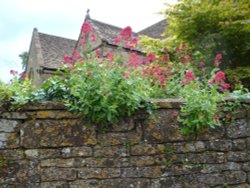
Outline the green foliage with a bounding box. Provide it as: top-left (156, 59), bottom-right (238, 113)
top-left (62, 59), bottom-right (152, 127)
top-left (225, 66), bottom-right (250, 90)
top-left (32, 76), bottom-right (69, 102)
top-left (0, 78), bottom-right (35, 109)
top-left (161, 0), bottom-right (250, 68)
top-left (178, 82), bottom-right (223, 135)
top-left (19, 51), bottom-right (29, 70)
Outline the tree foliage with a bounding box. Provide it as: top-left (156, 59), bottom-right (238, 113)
top-left (160, 0), bottom-right (250, 68)
top-left (19, 51), bottom-right (29, 70)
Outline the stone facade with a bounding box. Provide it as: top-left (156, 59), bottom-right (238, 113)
top-left (0, 100), bottom-right (249, 187)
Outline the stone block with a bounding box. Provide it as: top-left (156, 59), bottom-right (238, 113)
top-left (94, 145), bottom-right (128, 158)
top-left (227, 119), bottom-right (250, 138)
top-left (0, 112), bottom-right (28, 120)
top-left (228, 151), bottom-right (250, 162)
top-left (223, 171), bottom-right (247, 184)
top-left (41, 167), bottom-right (76, 181)
top-left (208, 140), bottom-right (232, 151)
top-left (21, 120), bottom-right (97, 148)
top-left (0, 132), bottom-right (19, 149)
top-left (197, 174), bottom-right (224, 186)
top-left (143, 110), bottom-right (187, 143)
top-left (0, 119), bottom-right (19, 132)
top-left (40, 181), bottom-right (69, 188)
top-left (131, 144), bottom-right (165, 156)
top-left (78, 167), bottom-right (120, 179)
top-left (232, 139), bottom-right (246, 151)
top-left (0, 149), bottom-right (25, 160)
top-left (242, 162), bottom-right (250, 172)
top-left (121, 166), bottom-right (163, 178)
top-left (61, 146), bottom-right (93, 158)
top-left (36, 110), bottom-right (78, 119)
top-left (107, 117), bottom-right (135, 132)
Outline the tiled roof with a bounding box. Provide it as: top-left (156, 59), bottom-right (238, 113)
top-left (36, 18), bottom-right (166, 69)
top-left (38, 32), bottom-right (76, 69)
top-left (88, 18), bottom-right (138, 45)
top-left (138, 19), bottom-right (167, 39)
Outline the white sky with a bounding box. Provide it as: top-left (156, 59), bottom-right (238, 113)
top-left (0, 0), bottom-right (177, 82)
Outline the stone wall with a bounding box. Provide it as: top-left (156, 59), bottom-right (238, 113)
top-left (0, 99), bottom-right (249, 188)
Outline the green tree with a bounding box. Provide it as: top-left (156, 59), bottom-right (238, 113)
top-left (19, 51), bottom-right (29, 70)
top-left (161, 0), bottom-right (250, 68)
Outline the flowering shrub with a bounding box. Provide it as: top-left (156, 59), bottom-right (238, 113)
top-left (0, 71), bottom-right (34, 109)
top-left (1, 21), bottom-right (249, 135)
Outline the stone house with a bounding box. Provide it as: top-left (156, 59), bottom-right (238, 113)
top-left (26, 13), bottom-right (166, 87)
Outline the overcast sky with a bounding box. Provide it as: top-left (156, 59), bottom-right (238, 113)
top-left (0, 0), bottom-right (177, 83)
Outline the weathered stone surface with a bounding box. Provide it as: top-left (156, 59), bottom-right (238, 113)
top-left (0, 119), bottom-right (19, 132)
top-left (242, 162), bottom-right (250, 172)
top-left (94, 145), bottom-right (128, 157)
top-left (0, 112), bottom-right (28, 120)
top-left (41, 167), bottom-right (76, 181)
top-left (97, 129), bottom-right (141, 146)
top-left (143, 110), bottom-right (187, 143)
top-left (61, 146), bottom-right (93, 158)
top-left (208, 140), bottom-right (232, 151)
top-left (131, 144), bottom-right (165, 156)
top-left (197, 174), bottom-right (224, 186)
top-left (40, 181), bottom-right (69, 188)
top-left (162, 164), bottom-right (202, 177)
top-left (21, 120), bottom-right (97, 148)
top-left (121, 166), bottom-right (163, 178)
top-left (36, 110), bottom-right (78, 119)
top-left (232, 139), bottom-right (246, 151)
top-left (107, 117), bottom-right (135, 132)
top-left (0, 101), bottom-right (249, 187)
top-left (0, 149), bottom-right (25, 160)
top-left (227, 119), bottom-right (250, 138)
top-left (228, 151), bottom-right (250, 162)
top-left (223, 171), bottom-right (247, 184)
top-left (78, 168), bottom-right (120, 179)
top-left (0, 132), bottom-right (19, 148)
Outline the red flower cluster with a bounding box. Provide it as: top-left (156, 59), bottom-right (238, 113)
top-left (10, 70), bottom-right (18, 75)
top-left (214, 53), bottom-right (222, 66)
top-left (81, 21), bottom-right (92, 34)
top-left (210, 71), bottom-right (230, 89)
top-left (120, 26), bottom-right (132, 40)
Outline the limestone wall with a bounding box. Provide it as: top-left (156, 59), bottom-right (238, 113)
top-left (0, 99), bottom-right (249, 188)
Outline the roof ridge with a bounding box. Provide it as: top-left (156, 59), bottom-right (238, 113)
top-left (138, 19), bottom-right (166, 34)
top-left (38, 32), bottom-right (77, 42)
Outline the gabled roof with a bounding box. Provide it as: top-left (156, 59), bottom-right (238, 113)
top-left (38, 32), bottom-right (76, 69)
top-left (31, 17), bottom-right (166, 70)
top-left (138, 19), bottom-right (167, 39)
top-left (87, 18), bottom-right (138, 45)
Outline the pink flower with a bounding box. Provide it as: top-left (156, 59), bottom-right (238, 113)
top-left (220, 83), bottom-right (230, 89)
top-left (214, 71), bottom-right (225, 83)
top-left (181, 43), bottom-right (188, 51)
top-left (185, 71), bottom-right (195, 81)
top-left (20, 72), bottom-right (27, 78)
top-left (147, 54), bottom-right (156, 62)
top-left (208, 81), bottom-right (214, 85)
top-left (214, 115), bottom-right (219, 121)
top-left (63, 55), bottom-right (72, 64)
top-left (81, 21), bottom-right (92, 34)
top-left (113, 37), bottom-right (121, 45)
top-left (10, 70), bottom-right (18, 75)
top-left (131, 38), bottom-right (138, 45)
top-left (216, 54), bottom-right (222, 60)
top-left (95, 50), bottom-right (101, 56)
top-left (91, 33), bottom-right (96, 42)
top-left (172, 111), bottom-right (179, 117)
top-left (106, 52), bottom-right (114, 61)
top-left (175, 47), bottom-right (180, 52)
top-left (120, 26), bottom-right (132, 40)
